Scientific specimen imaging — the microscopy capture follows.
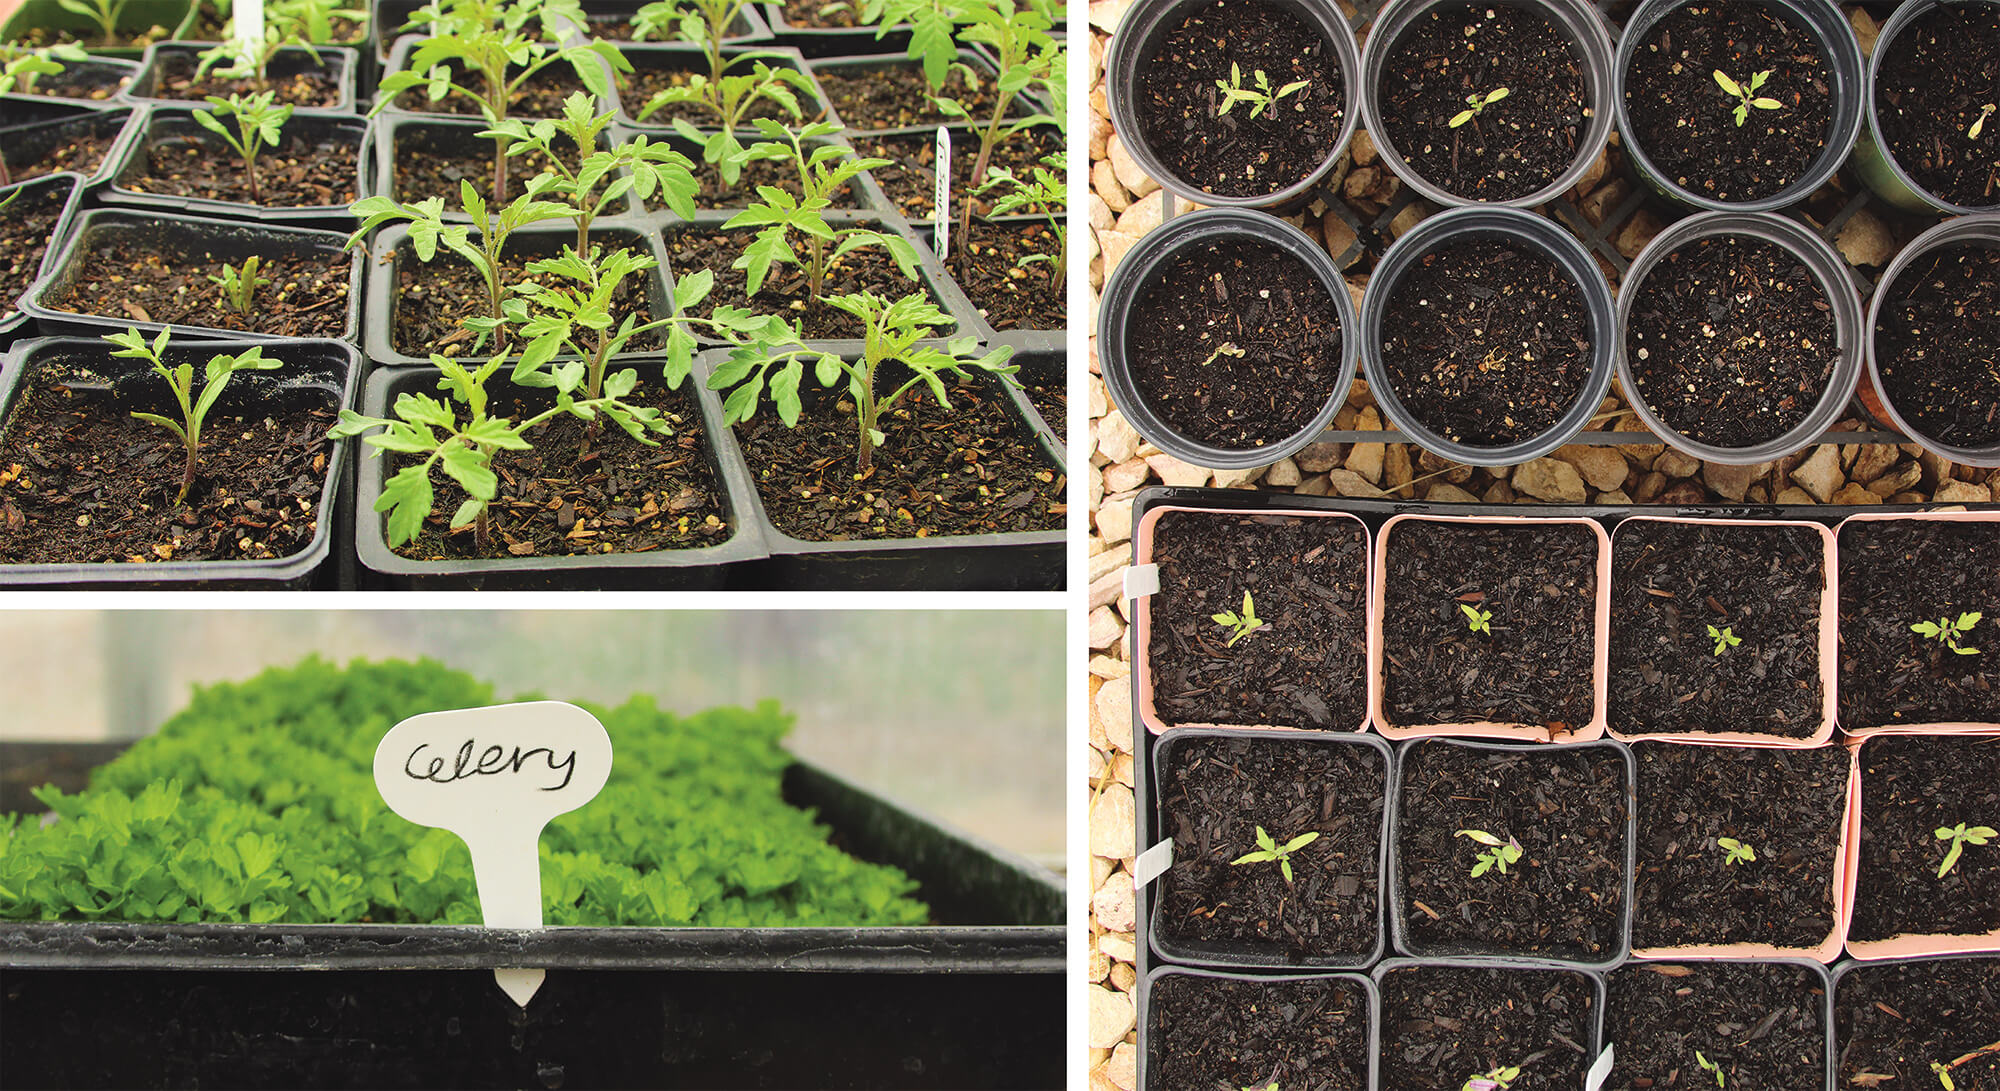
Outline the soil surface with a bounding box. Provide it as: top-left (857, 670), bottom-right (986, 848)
top-left (1377, 2), bottom-right (1587, 201)
top-left (1377, 963), bottom-right (1598, 1090)
top-left (851, 126), bottom-right (1062, 221)
top-left (1146, 973), bottom-right (1370, 1091)
top-left (1606, 961), bottom-right (1829, 1090)
top-left (0, 183), bottom-right (69, 321)
top-left (1609, 520), bottom-right (1827, 739)
top-left (621, 59), bottom-right (820, 128)
top-left (1133, 0), bottom-right (1345, 198)
top-left (1017, 356), bottom-right (1064, 444)
top-left (0, 369), bottom-right (331, 565)
top-left (1378, 237), bottom-right (1593, 449)
top-left (734, 372), bottom-right (1063, 542)
top-left (1124, 237), bottom-right (1344, 451)
top-left (1, 117), bottom-right (122, 183)
top-left (1875, 3), bottom-right (2000, 209)
top-left (392, 231), bottom-right (664, 359)
top-left (583, 12), bottom-right (757, 39)
top-left (10, 63), bottom-right (129, 101)
top-left (1851, 734), bottom-right (2000, 943)
top-left (776, 0), bottom-right (864, 28)
top-left (390, 129), bottom-right (577, 206)
top-left (1623, 235), bottom-right (1839, 449)
top-left (1835, 958), bottom-right (2000, 1090)
top-left (1838, 518), bottom-right (2000, 730)
top-left (1874, 242), bottom-right (2000, 449)
top-left (394, 61), bottom-right (587, 118)
top-left (814, 62), bottom-right (1029, 130)
top-left (1145, 509), bottom-right (1368, 731)
top-left (663, 227), bottom-right (949, 341)
top-left (951, 221), bottom-right (1063, 332)
top-left (1380, 520), bottom-right (1600, 731)
top-left (144, 53), bottom-right (344, 108)
top-left (1396, 740), bottom-right (1629, 962)
top-left (1631, 743), bottom-right (1848, 951)
top-left (691, 152), bottom-right (865, 210)
top-left (1156, 732), bottom-right (1384, 961)
top-left (123, 127), bottom-right (361, 207)
top-left (47, 240), bottom-right (351, 339)
top-left (386, 384), bottom-right (733, 560)
top-left (1623, 2), bottom-right (1833, 203)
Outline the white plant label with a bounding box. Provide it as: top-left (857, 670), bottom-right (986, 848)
top-left (234, 0), bottom-right (265, 64)
top-left (373, 701), bottom-right (614, 1008)
top-left (933, 126), bottom-right (951, 261)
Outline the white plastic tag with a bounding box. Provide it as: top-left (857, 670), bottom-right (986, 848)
top-left (933, 126), bottom-right (951, 260)
top-left (374, 701), bottom-right (614, 1008)
top-left (1132, 839), bottom-right (1174, 887)
top-left (234, 0), bottom-right (264, 62)
top-left (1123, 563), bottom-right (1160, 600)
top-left (1583, 1046), bottom-right (1615, 1091)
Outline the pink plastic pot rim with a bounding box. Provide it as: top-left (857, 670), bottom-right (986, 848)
top-left (1840, 729), bottom-right (2000, 959)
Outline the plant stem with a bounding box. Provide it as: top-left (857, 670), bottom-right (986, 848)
top-left (474, 506), bottom-right (492, 552)
top-left (959, 99), bottom-right (1008, 278)
top-left (176, 440), bottom-right (198, 506)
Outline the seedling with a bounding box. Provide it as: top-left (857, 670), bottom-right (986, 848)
top-left (1457, 829), bottom-right (1522, 877)
top-left (639, 59), bottom-right (816, 187)
top-left (54, 0), bottom-right (130, 45)
top-left (482, 92), bottom-right (699, 254)
top-left (1935, 821), bottom-right (1995, 878)
top-left (1717, 837), bottom-right (1756, 866)
top-left (1460, 602), bottom-right (1494, 635)
top-left (930, 0), bottom-right (1061, 262)
top-left (1696, 1051), bottom-right (1725, 1088)
top-left (1972, 104), bottom-right (1996, 141)
top-left (631, 0), bottom-right (754, 85)
top-left (1211, 590), bottom-right (1265, 647)
top-left (193, 93), bottom-right (293, 204)
top-left (0, 43), bottom-right (89, 97)
top-left (834, 0), bottom-right (970, 89)
top-left (1197, 341), bottom-right (1247, 367)
top-left (1214, 61), bottom-right (1309, 120)
top-left (1229, 825), bottom-right (1319, 883)
top-left (1462, 1066), bottom-right (1521, 1091)
top-left (972, 150), bottom-right (1066, 291)
top-left (722, 138), bottom-right (921, 304)
top-left (1933, 1061), bottom-right (1955, 1090)
top-left (1450, 86), bottom-right (1509, 127)
top-left (1912, 611), bottom-right (1983, 655)
top-left (195, 18), bottom-right (318, 88)
top-left (209, 256), bottom-right (272, 315)
top-left (104, 327), bottom-right (283, 505)
top-left (263, 0), bottom-right (371, 44)
top-left (1707, 624), bottom-right (1741, 656)
top-left (1713, 69), bottom-right (1781, 127)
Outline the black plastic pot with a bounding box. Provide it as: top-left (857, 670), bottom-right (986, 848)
top-left (1104, 0), bottom-right (1361, 211)
top-left (909, 222), bottom-right (1066, 350)
top-left (995, 343), bottom-right (1065, 453)
top-left (1607, 958), bottom-right (1836, 1091)
top-left (102, 107), bottom-right (372, 226)
top-left (0, 335), bottom-right (358, 589)
top-left (0, 102), bottom-right (143, 187)
top-left (557, 0), bottom-right (771, 45)
top-left (1359, 0), bottom-right (1616, 208)
top-left (1853, 0), bottom-right (2000, 216)
top-left (876, 124), bottom-right (1065, 227)
top-left (806, 49), bottom-right (1044, 135)
top-left (379, 34), bottom-right (621, 120)
top-left (611, 42), bottom-right (831, 133)
top-left (369, 113), bottom-right (635, 219)
top-left (1616, 211), bottom-right (1865, 465)
top-left (124, 43), bottom-right (362, 114)
top-left (1359, 204), bottom-right (1617, 466)
top-left (1096, 207), bottom-right (1359, 471)
top-left (0, 56), bottom-right (139, 102)
top-left (0, 172), bottom-right (86, 326)
top-left (760, 2), bottom-right (915, 58)
top-left (21, 208), bottom-right (365, 344)
top-left (0, 0), bottom-right (195, 56)
top-left (1372, 957), bottom-right (1608, 1083)
top-left (1831, 954), bottom-right (2000, 1090)
top-left (1137, 965), bottom-right (1381, 1091)
top-left (0, 742), bottom-right (1063, 1090)
top-left (1861, 213), bottom-right (2000, 469)
top-left (350, 354), bottom-right (770, 589)
top-left (1614, 0), bottom-right (1862, 213)
top-left (609, 121), bottom-right (900, 215)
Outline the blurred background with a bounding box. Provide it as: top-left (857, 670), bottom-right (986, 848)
top-left (0, 610), bottom-right (1064, 869)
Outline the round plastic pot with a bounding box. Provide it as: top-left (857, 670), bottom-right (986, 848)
top-left (101, 107), bottom-right (371, 227)
top-left (1147, 726), bottom-right (1393, 970)
top-left (759, 2), bottom-right (915, 58)
top-left (1359, 0), bottom-right (1616, 209)
top-left (1613, 0), bottom-right (1861, 212)
top-left (0, 103), bottom-right (145, 188)
top-left (1372, 957), bottom-right (1609, 1077)
top-left (349, 356), bottom-right (771, 590)
top-left (1861, 214), bottom-right (2000, 468)
top-left (1615, 212), bottom-right (1864, 465)
top-left (1137, 965), bottom-right (1381, 1091)
top-left (1369, 512), bottom-right (1613, 742)
top-left (1853, 0), bottom-right (2000, 216)
top-left (0, 172), bottom-right (88, 322)
top-left (0, 335), bottom-right (359, 589)
top-left (369, 114), bottom-right (640, 221)
top-left (1359, 205), bottom-right (1616, 466)
top-left (1103, 0), bottom-right (1360, 211)
top-left (1095, 207), bottom-right (1359, 471)
top-left (1608, 958), bottom-right (1837, 1091)
top-left (613, 43), bottom-right (827, 133)
top-left (1386, 736), bottom-right (1637, 969)
top-left (123, 43), bottom-right (361, 114)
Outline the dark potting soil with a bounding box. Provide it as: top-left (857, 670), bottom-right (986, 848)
top-left (582, 12), bottom-right (756, 39)
top-left (1145, 509), bottom-right (1368, 731)
top-left (0, 184), bottom-right (68, 320)
top-left (1377, 964), bottom-right (1597, 1090)
top-left (1377, 2), bottom-right (1587, 201)
top-left (814, 63), bottom-right (1022, 130)
top-left (11, 64), bottom-right (129, 101)
top-left (692, 153), bottom-right (864, 209)
top-left (1606, 961), bottom-right (1828, 1090)
top-left (0, 122), bottom-right (119, 184)
top-left (1123, 238), bottom-right (1344, 451)
top-left (0, 370), bottom-right (330, 565)
top-left (1396, 740), bottom-right (1629, 962)
top-left (1021, 367), bottom-right (1064, 444)
top-left (1623, 235), bottom-right (1838, 449)
top-left (621, 61), bottom-right (820, 128)
top-left (777, 0), bottom-right (864, 28)
top-left (394, 62), bottom-right (588, 118)
top-left (47, 241), bottom-right (351, 339)
top-left (386, 385), bottom-right (732, 560)
top-left (1622, 2), bottom-right (1833, 203)
top-left (953, 222), bottom-right (1063, 332)
top-left (1875, 4), bottom-right (2000, 209)
top-left (125, 129), bottom-right (361, 207)
top-left (1380, 520), bottom-right (1599, 731)
top-left (662, 227), bottom-right (950, 341)
top-left (1838, 518), bottom-right (2000, 730)
top-left (1156, 732), bottom-right (1384, 960)
top-left (1609, 520), bottom-right (1827, 739)
top-left (1378, 237), bottom-right (1593, 449)
top-left (1851, 734), bottom-right (2000, 944)
top-left (734, 371), bottom-right (1062, 542)
top-left (1132, 0), bottom-right (1345, 198)
top-left (390, 131), bottom-right (574, 206)
top-left (1146, 973), bottom-right (1371, 1091)
top-left (392, 236), bottom-right (665, 359)
top-left (850, 126), bottom-right (1062, 221)
top-left (1874, 243), bottom-right (2000, 449)
top-left (144, 54), bottom-right (343, 108)
top-left (1631, 743), bottom-right (1848, 952)
top-left (1835, 958), bottom-right (2000, 1090)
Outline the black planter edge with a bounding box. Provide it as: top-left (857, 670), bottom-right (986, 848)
top-left (601, 41), bottom-right (831, 134)
top-left (366, 112), bottom-right (645, 223)
top-left (99, 106), bottom-right (373, 225)
top-left (121, 42), bottom-right (363, 115)
top-left (1370, 955), bottom-right (1610, 1080)
top-left (1605, 956), bottom-right (1837, 1091)
top-left (603, 118), bottom-right (901, 218)
top-left (802, 48), bottom-right (1053, 136)
top-left (375, 34), bottom-right (622, 122)
top-left (1136, 964), bottom-right (1382, 1091)
top-left (0, 171), bottom-right (88, 323)
top-left (1828, 952), bottom-right (2000, 1088)
top-left (0, 100), bottom-right (148, 189)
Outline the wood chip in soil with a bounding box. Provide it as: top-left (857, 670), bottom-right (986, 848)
top-left (145, 54), bottom-right (344, 108)
top-left (1606, 961), bottom-right (1828, 1090)
top-left (48, 241), bottom-right (350, 339)
top-left (391, 231), bottom-right (664, 359)
top-left (124, 129), bottom-right (361, 207)
top-left (1874, 3), bottom-right (2000, 209)
top-left (1874, 242), bottom-right (2000, 449)
top-left (0, 184), bottom-right (68, 321)
top-left (1851, 734), bottom-right (2000, 944)
top-left (1145, 509), bottom-right (1368, 731)
top-left (951, 222), bottom-right (1063, 333)
top-left (1631, 743), bottom-right (1847, 951)
top-left (1378, 963), bottom-right (1597, 1090)
top-left (814, 62), bottom-right (1029, 130)
top-left (663, 227), bottom-right (954, 341)
top-left (733, 372), bottom-right (1062, 542)
top-left (1835, 958), bottom-right (2000, 1090)
top-left (849, 126), bottom-right (1061, 220)
top-left (1146, 973), bottom-right (1370, 1091)
top-left (1837, 518), bottom-right (2000, 730)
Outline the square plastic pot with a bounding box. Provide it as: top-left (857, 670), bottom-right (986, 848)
top-left (609, 122), bottom-right (899, 215)
top-left (101, 106), bottom-right (372, 226)
top-left (1842, 728), bottom-right (2000, 961)
top-left (908, 220), bottom-right (1066, 347)
top-left (610, 42), bottom-right (830, 133)
top-left (0, 102), bottom-right (144, 188)
top-left (378, 35), bottom-right (622, 120)
top-left (1606, 958), bottom-right (1836, 1091)
top-left (0, 0), bottom-right (196, 54)
top-left (759, 3), bottom-right (916, 58)
top-left (0, 56), bottom-right (138, 102)
top-left (805, 49), bottom-right (1048, 135)
top-left (555, 0), bottom-right (771, 46)
top-left (367, 113), bottom-right (638, 219)
top-left (0, 335), bottom-right (359, 589)
top-left (20, 208), bottom-right (365, 344)
top-left (0, 172), bottom-right (87, 321)
top-left (1830, 952), bottom-right (2000, 1089)
top-left (123, 43), bottom-right (361, 114)
top-left (1137, 965), bottom-right (1381, 1091)
top-left (1371, 957), bottom-right (1609, 1082)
